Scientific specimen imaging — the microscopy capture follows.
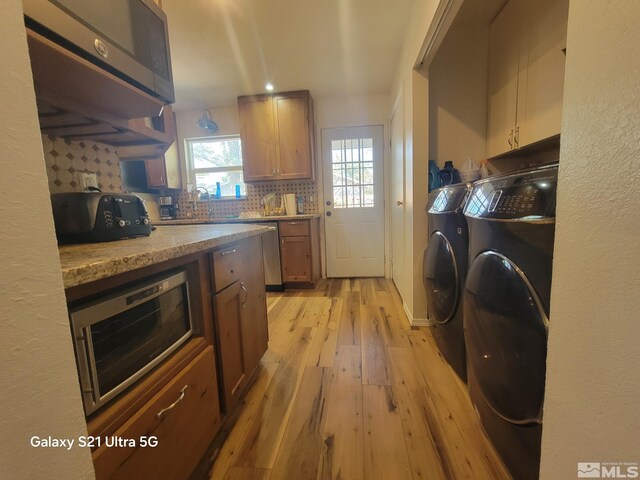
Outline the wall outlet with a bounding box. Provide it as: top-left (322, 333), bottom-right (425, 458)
top-left (79, 172), bottom-right (98, 191)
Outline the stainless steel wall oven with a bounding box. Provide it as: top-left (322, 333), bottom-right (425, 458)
top-left (70, 270), bottom-right (192, 415)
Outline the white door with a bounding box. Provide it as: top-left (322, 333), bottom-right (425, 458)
top-left (322, 126), bottom-right (385, 277)
top-left (390, 101), bottom-right (406, 298)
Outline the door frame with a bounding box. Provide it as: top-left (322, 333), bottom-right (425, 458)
top-left (389, 89), bottom-right (406, 293)
top-left (320, 125), bottom-right (386, 278)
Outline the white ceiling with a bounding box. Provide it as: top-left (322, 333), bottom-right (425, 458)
top-left (162, 0), bottom-right (416, 111)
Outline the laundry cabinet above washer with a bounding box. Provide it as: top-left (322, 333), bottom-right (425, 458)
top-left (487, 0), bottom-right (569, 158)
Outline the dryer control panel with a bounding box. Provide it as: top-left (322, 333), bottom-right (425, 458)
top-left (464, 164), bottom-right (558, 220)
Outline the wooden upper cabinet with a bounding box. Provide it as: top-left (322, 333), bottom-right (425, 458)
top-left (273, 92), bottom-right (313, 179)
top-left (239, 96), bottom-right (277, 181)
top-left (487, 0), bottom-right (568, 158)
top-left (239, 90), bottom-right (314, 182)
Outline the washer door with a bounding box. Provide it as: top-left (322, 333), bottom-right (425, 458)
top-left (423, 231), bottom-right (459, 324)
top-left (464, 251), bottom-right (548, 424)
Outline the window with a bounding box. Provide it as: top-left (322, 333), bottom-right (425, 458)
top-left (186, 136), bottom-right (246, 198)
top-left (331, 138), bottom-right (374, 208)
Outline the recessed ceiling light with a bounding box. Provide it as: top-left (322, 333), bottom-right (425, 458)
top-left (265, 83), bottom-right (274, 91)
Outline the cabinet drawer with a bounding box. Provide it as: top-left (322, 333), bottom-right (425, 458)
top-left (211, 244), bottom-right (242, 292)
top-left (279, 220), bottom-right (309, 236)
top-left (93, 346), bottom-right (221, 480)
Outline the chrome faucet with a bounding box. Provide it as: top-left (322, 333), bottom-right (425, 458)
top-left (194, 186), bottom-right (213, 219)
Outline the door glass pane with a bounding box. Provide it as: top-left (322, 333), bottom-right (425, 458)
top-left (331, 137), bottom-right (375, 208)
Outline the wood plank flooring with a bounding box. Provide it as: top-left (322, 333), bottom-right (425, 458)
top-left (209, 279), bottom-right (509, 480)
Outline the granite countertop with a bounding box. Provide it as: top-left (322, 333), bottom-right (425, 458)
top-left (58, 224), bottom-right (272, 289)
top-left (156, 213), bottom-right (320, 225)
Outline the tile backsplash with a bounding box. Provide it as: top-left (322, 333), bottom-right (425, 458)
top-left (174, 180), bottom-right (319, 219)
top-left (41, 134), bottom-right (320, 219)
top-left (42, 136), bottom-right (123, 194)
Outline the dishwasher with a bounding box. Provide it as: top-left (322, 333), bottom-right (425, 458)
top-left (258, 222), bottom-right (284, 291)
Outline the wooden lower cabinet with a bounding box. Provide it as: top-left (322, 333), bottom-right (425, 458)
top-left (213, 280), bottom-right (247, 410)
top-left (212, 235), bottom-right (269, 412)
top-left (281, 235), bottom-right (312, 281)
top-left (92, 346), bottom-right (221, 480)
top-left (239, 237), bottom-right (269, 376)
top-left (279, 218), bottom-right (321, 286)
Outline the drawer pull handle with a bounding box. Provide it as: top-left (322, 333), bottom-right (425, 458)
top-left (287, 222), bottom-right (301, 225)
top-left (156, 385), bottom-right (188, 420)
top-left (220, 248), bottom-right (237, 256)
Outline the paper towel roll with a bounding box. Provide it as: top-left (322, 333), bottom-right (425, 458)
top-left (284, 193), bottom-right (297, 215)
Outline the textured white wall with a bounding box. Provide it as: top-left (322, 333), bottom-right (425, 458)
top-left (0, 2), bottom-right (95, 478)
top-left (540, 1), bottom-right (640, 478)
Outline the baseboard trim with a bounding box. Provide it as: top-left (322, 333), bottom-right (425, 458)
top-left (402, 301), bottom-right (431, 327)
top-left (411, 318), bottom-right (431, 327)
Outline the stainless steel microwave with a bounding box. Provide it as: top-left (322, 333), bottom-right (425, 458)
top-left (70, 270), bottom-right (192, 415)
top-left (23, 0), bottom-right (175, 104)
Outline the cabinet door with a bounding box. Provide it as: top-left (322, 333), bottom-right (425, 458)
top-left (213, 281), bottom-right (246, 410)
top-left (487, 0), bottom-right (521, 158)
top-left (280, 236), bottom-right (312, 282)
top-left (273, 92), bottom-right (313, 179)
top-left (92, 347), bottom-right (221, 480)
top-left (517, 0), bottom-right (569, 146)
top-left (239, 96), bottom-right (277, 181)
top-left (145, 158), bottom-right (167, 187)
top-left (239, 236), bottom-right (268, 374)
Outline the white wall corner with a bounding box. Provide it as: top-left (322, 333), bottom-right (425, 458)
top-left (402, 301), bottom-right (431, 327)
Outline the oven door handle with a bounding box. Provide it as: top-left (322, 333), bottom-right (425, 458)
top-left (156, 385), bottom-right (188, 420)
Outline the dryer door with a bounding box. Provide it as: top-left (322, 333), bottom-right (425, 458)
top-left (423, 231), bottom-right (459, 324)
top-left (464, 251), bottom-right (548, 424)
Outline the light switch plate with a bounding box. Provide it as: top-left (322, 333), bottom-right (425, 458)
top-left (79, 172), bottom-right (98, 191)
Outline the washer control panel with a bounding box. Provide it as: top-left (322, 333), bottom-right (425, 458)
top-left (464, 164), bottom-right (558, 220)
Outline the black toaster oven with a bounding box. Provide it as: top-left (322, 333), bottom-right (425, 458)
top-left (51, 192), bottom-right (152, 243)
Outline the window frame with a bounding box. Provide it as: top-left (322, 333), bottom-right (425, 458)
top-left (185, 134), bottom-right (246, 199)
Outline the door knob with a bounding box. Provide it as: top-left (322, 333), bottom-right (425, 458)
top-left (396, 200), bottom-right (404, 206)
top-left (326, 211), bottom-right (332, 216)
top-left (326, 200), bottom-right (332, 206)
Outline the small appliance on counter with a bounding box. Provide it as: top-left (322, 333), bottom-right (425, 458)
top-left (51, 191), bottom-right (152, 244)
top-left (159, 195), bottom-right (176, 220)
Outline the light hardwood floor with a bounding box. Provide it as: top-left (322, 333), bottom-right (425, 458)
top-left (209, 278), bottom-right (510, 480)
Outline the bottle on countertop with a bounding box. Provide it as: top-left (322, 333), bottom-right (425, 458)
top-left (297, 195), bottom-right (305, 214)
top-left (215, 182), bottom-right (221, 198)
